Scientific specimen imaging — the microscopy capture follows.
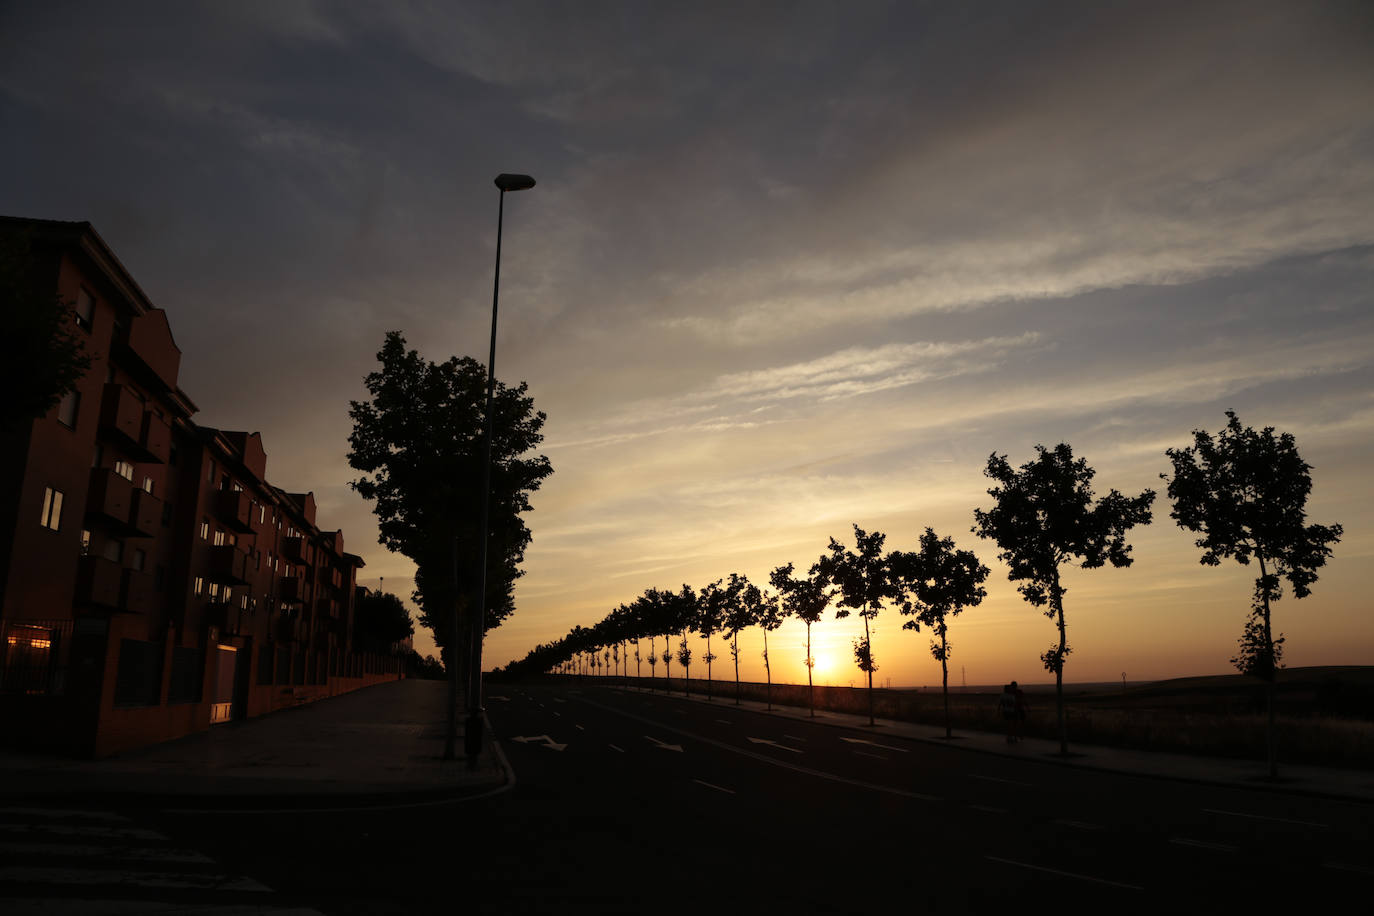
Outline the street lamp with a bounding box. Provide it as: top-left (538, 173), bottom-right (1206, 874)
top-left (454, 172), bottom-right (535, 762)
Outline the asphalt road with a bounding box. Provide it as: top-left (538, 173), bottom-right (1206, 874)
top-left (5, 680), bottom-right (1371, 913)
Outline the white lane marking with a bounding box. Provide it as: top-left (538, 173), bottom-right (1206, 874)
top-left (1055, 819), bottom-right (1103, 831)
top-left (972, 774), bottom-right (1030, 787)
top-left (0, 866), bottom-right (271, 892)
top-left (0, 901), bottom-right (326, 916)
top-left (1204, 808), bottom-right (1328, 828)
top-left (839, 737), bottom-right (909, 753)
top-left (693, 779), bottom-right (736, 795)
top-left (644, 735), bottom-right (684, 752)
top-left (552, 711), bottom-right (561, 717)
top-left (0, 841), bottom-right (213, 863)
top-left (488, 695), bottom-right (511, 702)
top-left (1324, 861), bottom-right (1374, 876)
top-left (609, 744), bottom-right (625, 753)
top-left (511, 735), bottom-right (567, 751)
top-left (783, 735), bottom-right (807, 742)
top-left (746, 737), bottom-right (803, 754)
top-left (716, 719), bottom-right (732, 725)
top-left (1170, 837), bottom-right (1238, 853)
top-left (0, 808), bottom-right (129, 822)
top-left (554, 698), bottom-right (566, 704)
top-left (0, 824), bottom-right (165, 841)
top-left (970, 804), bottom-right (1008, 814)
top-left (853, 751), bottom-right (887, 761)
top-left (985, 857), bottom-right (1143, 891)
top-left (575, 724), bottom-right (585, 731)
top-left (581, 696), bottom-right (940, 802)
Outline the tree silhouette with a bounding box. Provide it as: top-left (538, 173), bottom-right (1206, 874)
top-left (755, 586), bottom-right (789, 710)
top-left (813, 525), bottom-right (897, 727)
top-left (721, 573), bottom-right (759, 705)
top-left (1164, 410), bottom-right (1342, 778)
top-left (673, 585), bottom-right (698, 695)
top-left (973, 444), bottom-right (1154, 754)
top-left (347, 331), bottom-right (552, 681)
top-left (697, 580), bottom-right (727, 700)
top-left (770, 563), bottom-right (831, 717)
top-left (353, 591), bottom-right (416, 654)
top-left (890, 529), bottom-right (989, 739)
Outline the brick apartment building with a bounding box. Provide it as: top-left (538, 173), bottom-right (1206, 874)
top-left (0, 216), bottom-right (401, 757)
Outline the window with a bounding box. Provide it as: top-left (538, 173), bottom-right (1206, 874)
top-left (194, 576), bottom-right (204, 596)
top-left (39, 488), bottom-right (63, 531)
top-left (240, 594), bottom-right (249, 610)
top-left (80, 529), bottom-right (91, 556)
top-left (213, 529), bottom-right (226, 547)
top-left (199, 520), bottom-right (209, 540)
top-left (75, 288), bottom-right (94, 331)
top-left (142, 476), bottom-right (154, 494)
top-left (226, 532), bottom-right (237, 548)
top-left (259, 504), bottom-right (266, 524)
top-left (208, 582), bottom-right (221, 602)
top-left (231, 481), bottom-right (243, 493)
top-left (57, 390), bottom-right (80, 428)
top-left (102, 539), bottom-right (123, 563)
top-left (113, 460), bottom-right (134, 481)
top-left (131, 548), bottom-right (146, 572)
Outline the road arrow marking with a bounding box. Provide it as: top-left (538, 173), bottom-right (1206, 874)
top-left (575, 724), bottom-right (585, 731)
top-left (644, 735), bottom-right (683, 752)
top-left (853, 750), bottom-right (887, 760)
top-left (746, 737), bottom-right (803, 754)
top-left (839, 737), bottom-right (908, 753)
top-left (511, 735), bottom-right (567, 751)
top-left (488, 695), bottom-right (511, 702)
top-left (716, 719), bottom-right (732, 725)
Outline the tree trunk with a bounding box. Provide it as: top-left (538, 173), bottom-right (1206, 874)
top-left (705, 632), bottom-right (713, 701)
top-left (764, 628), bottom-right (772, 710)
top-left (733, 633), bottom-right (741, 706)
top-left (1053, 569), bottom-right (1068, 755)
top-left (864, 612), bottom-right (875, 727)
top-left (807, 622), bottom-right (815, 717)
top-left (682, 631), bottom-right (690, 697)
top-left (941, 632), bottom-right (951, 739)
top-left (663, 633), bottom-right (671, 694)
top-left (1259, 553), bottom-right (1278, 780)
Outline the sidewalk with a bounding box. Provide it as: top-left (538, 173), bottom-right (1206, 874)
top-left (0, 679), bottom-right (511, 810)
top-left (615, 683), bottom-right (1374, 803)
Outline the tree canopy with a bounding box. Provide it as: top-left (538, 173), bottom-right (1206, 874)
top-left (1, 229), bottom-right (92, 429)
top-left (347, 331), bottom-right (552, 670)
top-left (353, 590), bottom-right (415, 654)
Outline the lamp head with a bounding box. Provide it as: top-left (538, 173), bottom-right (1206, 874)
top-left (495, 173), bottom-right (536, 192)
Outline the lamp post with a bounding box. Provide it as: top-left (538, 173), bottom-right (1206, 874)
top-left (453, 172), bottom-right (535, 762)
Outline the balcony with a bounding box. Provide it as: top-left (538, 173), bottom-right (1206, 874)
top-left (280, 536), bottom-right (310, 564)
top-left (207, 544), bottom-right (250, 584)
top-left (75, 555), bottom-right (123, 609)
top-left (277, 576), bottom-right (304, 604)
top-left (214, 489), bottom-right (255, 534)
top-left (128, 488), bottom-right (162, 538)
top-left (276, 613), bottom-right (303, 643)
top-left (120, 568), bottom-right (155, 615)
top-left (97, 385), bottom-right (168, 463)
top-left (86, 468), bottom-right (134, 529)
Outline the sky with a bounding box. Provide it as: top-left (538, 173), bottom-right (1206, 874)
top-left (3, 1), bottom-right (1372, 687)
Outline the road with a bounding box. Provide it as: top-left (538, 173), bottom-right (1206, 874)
top-left (5, 680), bottom-right (1371, 912)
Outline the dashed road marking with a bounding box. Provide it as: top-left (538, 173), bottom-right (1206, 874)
top-left (0, 865), bottom-right (272, 892)
top-left (575, 724), bottom-right (585, 730)
top-left (692, 779), bottom-right (736, 795)
top-left (985, 856), bottom-right (1143, 891)
top-left (1170, 837), bottom-right (1238, 853)
top-left (1324, 861), bottom-right (1374, 876)
top-left (1204, 808), bottom-right (1328, 829)
top-left (971, 775), bottom-right (1029, 787)
top-left (1055, 819), bottom-right (1103, 831)
top-left (853, 751), bottom-right (887, 760)
top-left (609, 744), bottom-right (625, 753)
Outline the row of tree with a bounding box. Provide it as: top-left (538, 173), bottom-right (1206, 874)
top-left (501, 411), bottom-right (1341, 777)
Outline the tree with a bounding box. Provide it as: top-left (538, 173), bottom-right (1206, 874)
top-left (697, 580), bottom-right (727, 700)
top-left (721, 573), bottom-right (760, 705)
top-left (973, 444), bottom-right (1154, 754)
top-left (1164, 410), bottom-right (1342, 778)
top-left (890, 529), bottom-right (989, 739)
top-left (755, 586), bottom-right (789, 710)
top-left (353, 590), bottom-right (415, 654)
top-left (769, 563), bottom-right (830, 717)
top-left (670, 585), bottom-right (697, 696)
top-left (813, 525), bottom-right (897, 727)
top-left (346, 331), bottom-right (553, 683)
top-left (0, 229), bottom-right (93, 430)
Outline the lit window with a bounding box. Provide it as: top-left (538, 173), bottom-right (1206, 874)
top-left (200, 520), bottom-right (209, 540)
top-left (75, 288), bottom-right (94, 330)
top-left (80, 529), bottom-right (91, 555)
top-left (39, 488), bottom-right (63, 531)
top-left (232, 481), bottom-right (243, 493)
top-left (213, 529), bottom-right (226, 547)
top-left (142, 477), bottom-right (154, 494)
top-left (57, 390), bottom-right (80, 428)
top-left (259, 504), bottom-right (266, 523)
top-left (194, 576), bottom-right (204, 595)
top-left (209, 583), bottom-right (221, 601)
top-left (240, 594), bottom-right (249, 610)
top-left (227, 532), bottom-right (237, 547)
top-left (113, 460), bottom-right (134, 481)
